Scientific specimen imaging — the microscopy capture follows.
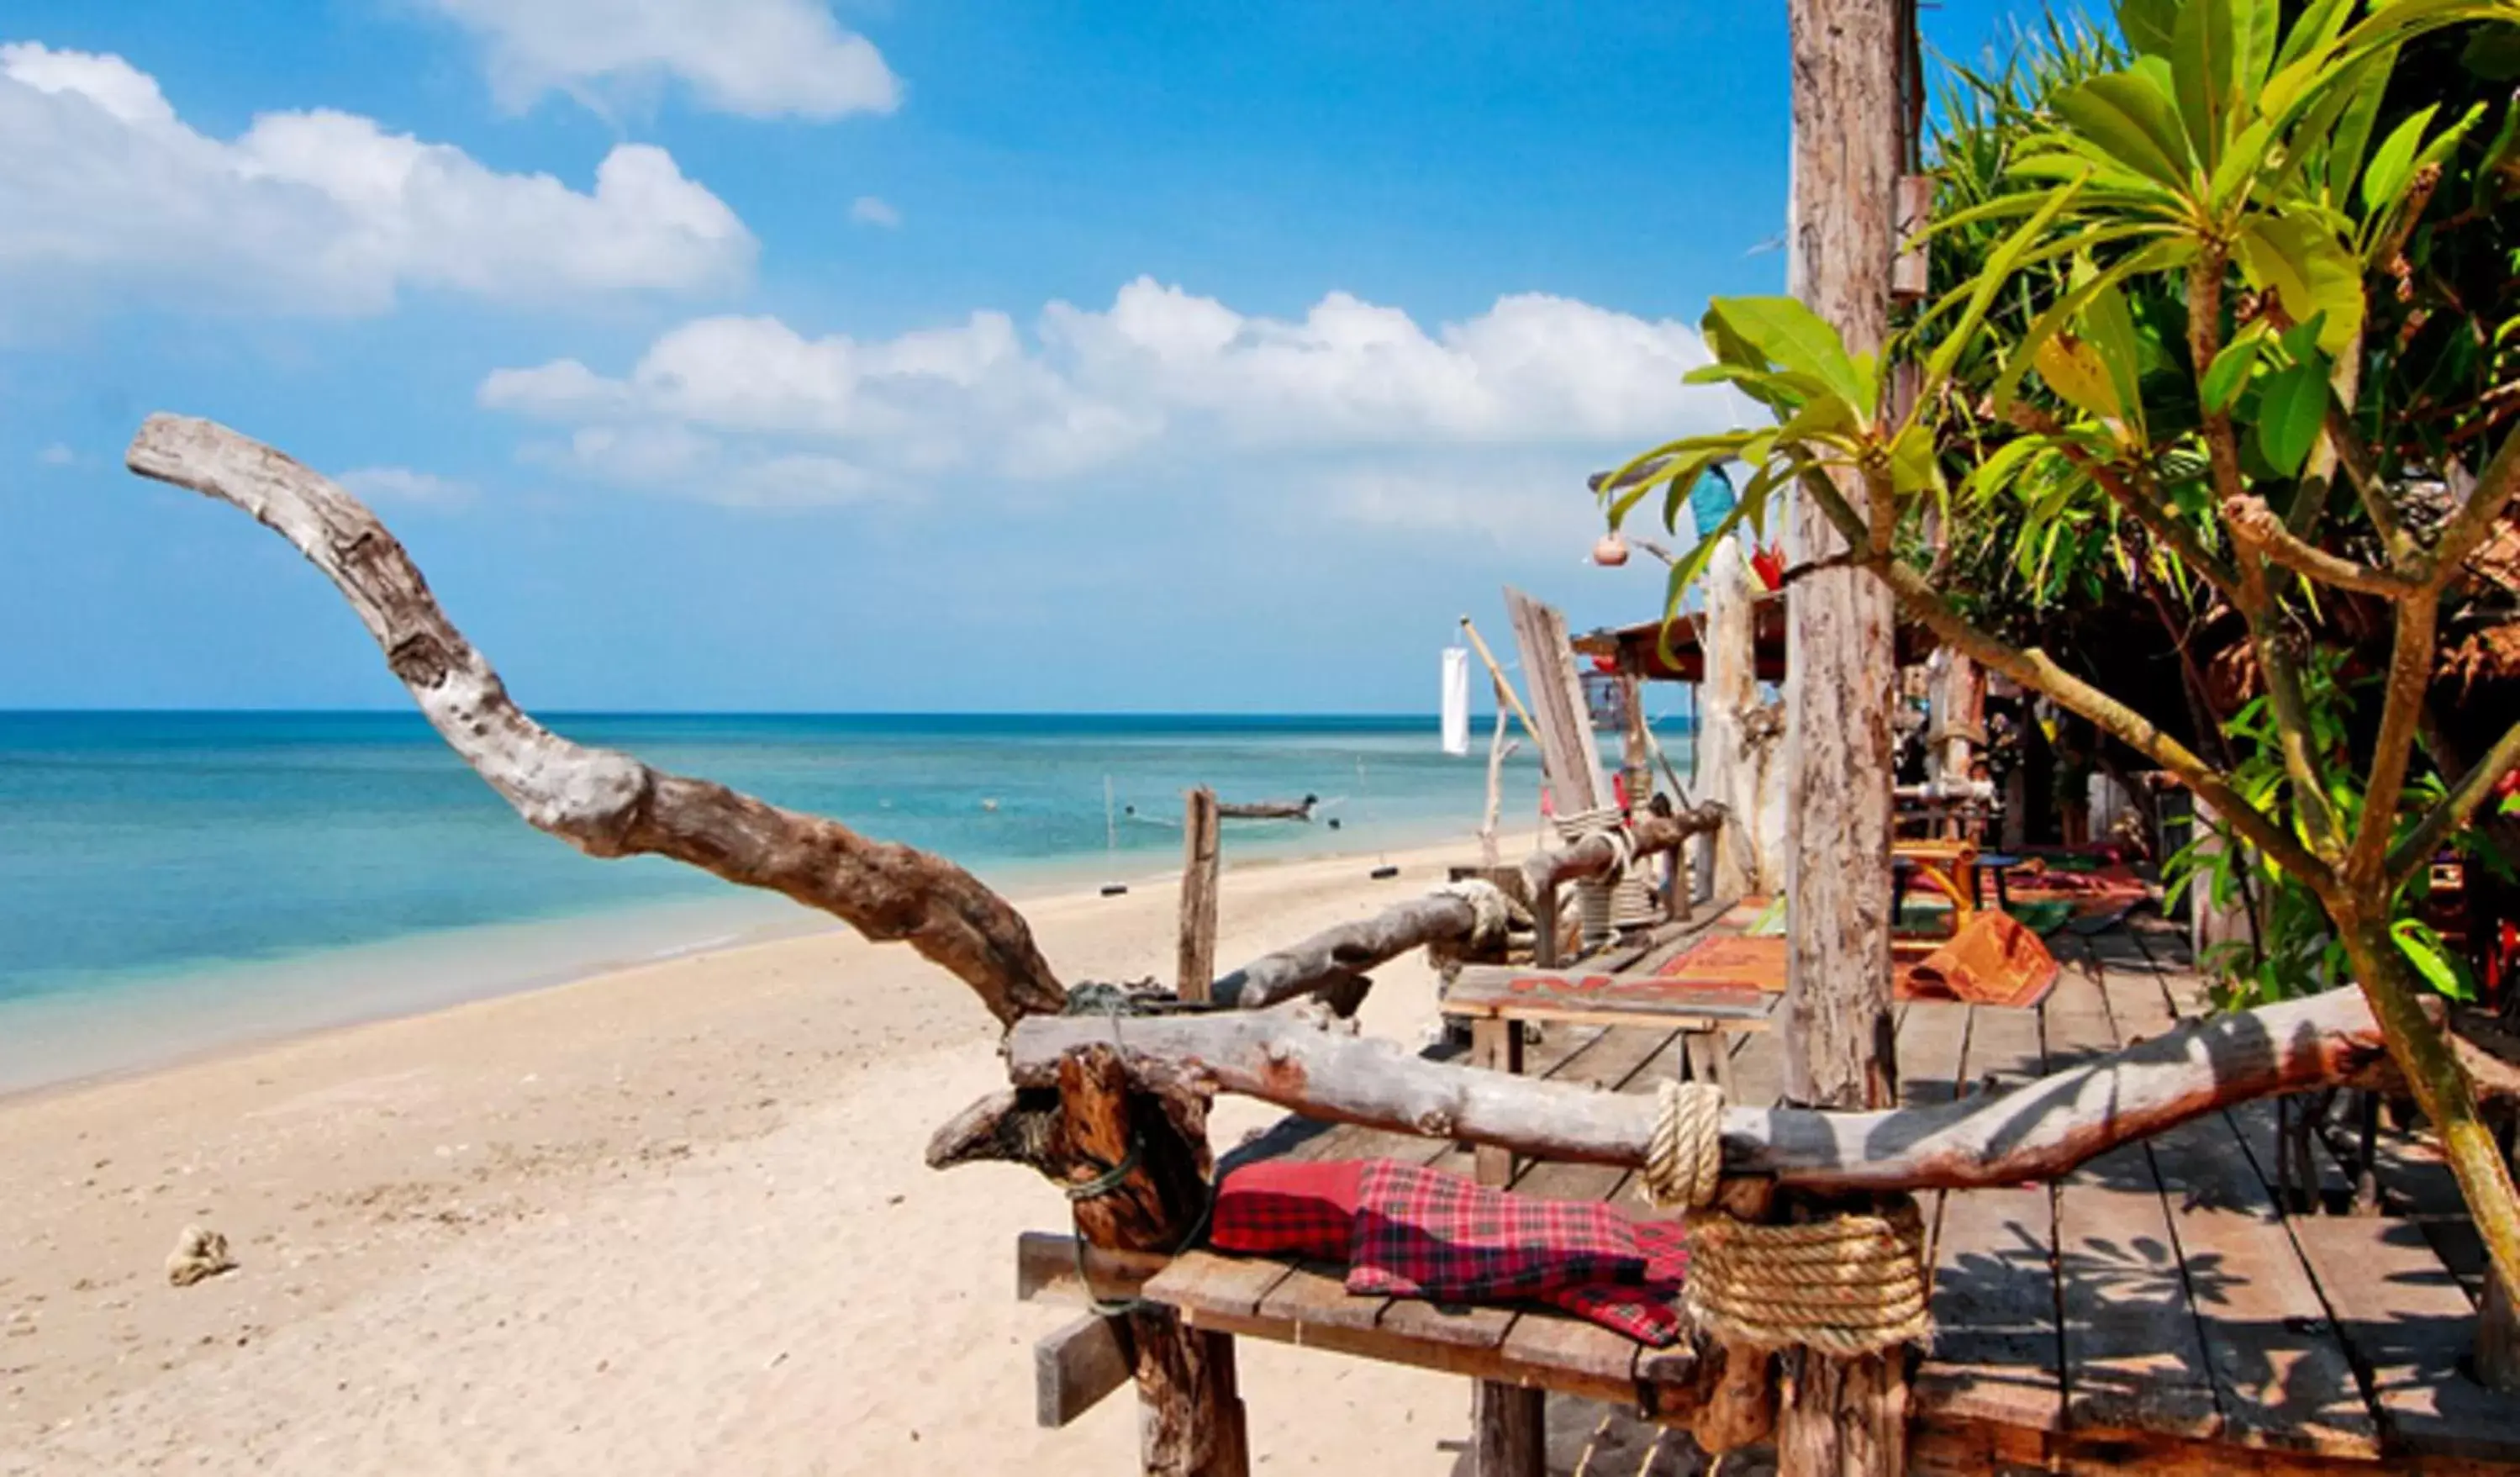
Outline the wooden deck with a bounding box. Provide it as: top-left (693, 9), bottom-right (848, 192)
top-left (1116, 919), bottom-right (2520, 1473)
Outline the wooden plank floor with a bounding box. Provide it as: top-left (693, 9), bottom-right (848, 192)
top-left (1136, 915), bottom-right (2520, 1469)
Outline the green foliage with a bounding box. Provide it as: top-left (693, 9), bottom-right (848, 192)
top-left (1596, 0), bottom-right (2520, 1010)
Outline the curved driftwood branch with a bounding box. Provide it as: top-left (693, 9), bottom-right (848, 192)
top-left (126, 414), bottom-right (1065, 1026)
top-left (1216, 808), bottom-right (1719, 1010)
top-left (1213, 894), bottom-right (1483, 1009)
top-left (1004, 989), bottom-right (2397, 1192)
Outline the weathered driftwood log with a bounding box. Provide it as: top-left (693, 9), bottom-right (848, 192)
top-left (1216, 807), bottom-right (1721, 1010)
top-left (1004, 989), bottom-right (2395, 1192)
top-left (124, 415), bottom-right (1063, 1026)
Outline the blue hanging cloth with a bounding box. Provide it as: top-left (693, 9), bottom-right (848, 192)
top-left (1686, 466), bottom-right (1737, 545)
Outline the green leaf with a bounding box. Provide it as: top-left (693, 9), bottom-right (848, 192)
top-left (1886, 419), bottom-right (1940, 498)
top-left (1702, 298), bottom-right (1867, 411)
top-left (2036, 335), bottom-right (2125, 424)
top-left (2233, 214), bottom-right (2364, 354)
top-left (2253, 361), bottom-right (2329, 475)
top-left (2326, 43), bottom-right (2398, 198)
top-left (2080, 269), bottom-right (2148, 430)
top-left (2172, 0), bottom-right (2238, 170)
top-left (2233, 0), bottom-right (2280, 104)
top-left (2391, 917), bottom-right (2478, 1001)
top-left (2274, 0), bottom-right (2353, 73)
top-left (2361, 103), bottom-right (2441, 215)
top-left (1989, 238), bottom-right (2192, 414)
top-left (2056, 71), bottom-right (2191, 186)
top-left (2209, 115), bottom-right (2277, 210)
top-left (2201, 321), bottom-right (2271, 412)
top-left (2118, 0), bottom-right (2180, 56)
top-left (1927, 173), bottom-right (2090, 390)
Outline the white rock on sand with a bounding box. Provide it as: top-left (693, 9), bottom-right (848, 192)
top-left (0, 843), bottom-right (1492, 1477)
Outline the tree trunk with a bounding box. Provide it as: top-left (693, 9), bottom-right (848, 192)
top-left (1782, 0), bottom-right (1906, 1469)
top-left (1782, 0), bottom-right (1901, 1114)
top-left (2333, 913), bottom-right (2520, 1389)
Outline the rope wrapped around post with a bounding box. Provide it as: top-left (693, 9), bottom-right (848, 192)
top-left (1552, 806), bottom-right (1656, 948)
top-left (1641, 1079), bottom-right (1932, 1358)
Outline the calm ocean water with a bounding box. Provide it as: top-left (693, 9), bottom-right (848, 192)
top-left (0, 711), bottom-right (1647, 1089)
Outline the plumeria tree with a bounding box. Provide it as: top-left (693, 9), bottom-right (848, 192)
top-left (1601, 0), bottom-right (2520, 1306)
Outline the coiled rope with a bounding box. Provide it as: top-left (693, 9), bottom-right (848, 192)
top-left (1642, 1079), bottom-right (1727, 1211)
top-left (1553, 806), bottom-right (1657, 948)
top-left (1643, 1078), bottom-right (1931, 1357)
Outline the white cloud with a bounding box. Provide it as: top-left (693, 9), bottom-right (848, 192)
top-left (35, 442), bottom-right (74, 466)
top-left (419, 0), bottom-right (899, 120)
top-left (0, 40), bottom-right (754, 315)
top-left (478, 277), bottom-right (1742, 510)
top-left (337, 466), bottom-right (475, 507)
top-left (850, 194), bottom-right (901, 229)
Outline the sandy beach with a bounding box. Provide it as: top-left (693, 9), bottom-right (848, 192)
top-left (0, 839), bottom-right (1508, 1475)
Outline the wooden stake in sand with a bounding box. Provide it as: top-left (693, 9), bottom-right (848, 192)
top-left (1175, 789), bottom-right (1220, 1005)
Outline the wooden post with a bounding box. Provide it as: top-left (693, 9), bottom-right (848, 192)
top-left (1469, 997), bottom-right (1543, 1476)
top-left (1479, 694), bottom-right (1518, 868)
top-left (1619, 666), bottom-right (1653, 810)
top-left (1698, 537), bottom-right (1764, 899)
top-left (1779, 0), bottom-right (1907, 1472)
top-left (1177, 788), bottom-right (1221, 1004)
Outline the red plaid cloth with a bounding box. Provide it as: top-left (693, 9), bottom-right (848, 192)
top-left (1209, 1159), bottom-right (1689, 1345)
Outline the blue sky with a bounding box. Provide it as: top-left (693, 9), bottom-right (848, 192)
top-left (2, 0), bottom-right (2038, 713)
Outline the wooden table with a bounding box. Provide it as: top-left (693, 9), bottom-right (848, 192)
top-left (1015, 917), bottom-right (2520, 1475)
top-left (1442, 963), bottom-right (1773, 1130)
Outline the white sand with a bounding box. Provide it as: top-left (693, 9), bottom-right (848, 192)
top-left (0, 842), bottom-right (1503, 1475)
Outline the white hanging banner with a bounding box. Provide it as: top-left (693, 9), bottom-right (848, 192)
top-left (1440, 646), bottom-right (1472, 756)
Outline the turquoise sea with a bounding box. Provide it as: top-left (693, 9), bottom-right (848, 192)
top-left (0, 711), bottom-right (1630, 1092)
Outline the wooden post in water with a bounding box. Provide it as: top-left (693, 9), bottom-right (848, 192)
top-left (1778, 0), bottom-right (1907, 1472)
top-left (1177, 788), bottom-right (1221, 1004)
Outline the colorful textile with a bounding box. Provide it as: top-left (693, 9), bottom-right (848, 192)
top-left (1903, 910), bottom-right (2060, 1008)
top-left (1209, 1158), bottom-right (1358, 1258)
top-left (1207, 1159), bottom-right (1690, 1346)
top-left (1661, 926), bottom-right (2059, 1009)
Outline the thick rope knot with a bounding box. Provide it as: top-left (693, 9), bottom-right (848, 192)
top-left (1681, 1198), bottom-right (1932, 1357)
top-left (1431, 878), bottom-right (1515, 952)
top-left (1553, 805), bottom-right (1656, 946)
top-left (1642, 1079), bottom-right (1727, 1210)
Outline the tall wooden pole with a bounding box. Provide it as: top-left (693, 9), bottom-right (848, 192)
top-left (1177, 788), bottom-right (1222, 1004)
top-left (1779, 0), bottom-right (1907, 1472)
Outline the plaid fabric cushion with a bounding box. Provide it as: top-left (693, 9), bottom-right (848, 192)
top-left (1347, 1161), bottom-right (1689, 1346)
top-left (1209, 1159), bottom-right (1361, 1259)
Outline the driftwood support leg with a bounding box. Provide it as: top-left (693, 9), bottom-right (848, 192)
top-left (1470, 1381), bottom-right (1544, 1477)
top-left (1689, 1179), bottom-right (1780, 1458)
top-left (1058, 1048), bottom-right (1247, 1477)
